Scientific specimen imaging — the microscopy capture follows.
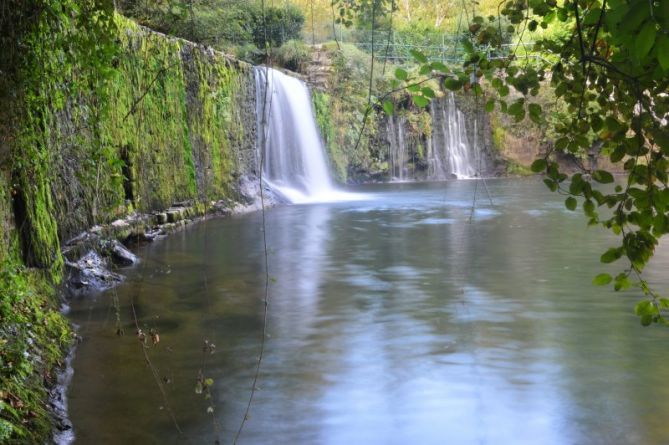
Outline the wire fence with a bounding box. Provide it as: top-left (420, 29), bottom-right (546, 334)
top-left (308, 26), bottom-right (541, 64)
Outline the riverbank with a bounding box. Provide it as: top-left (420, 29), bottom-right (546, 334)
top-left (1, 185), bottom-right (277, 443)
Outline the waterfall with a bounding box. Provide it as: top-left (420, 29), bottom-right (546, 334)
top-left (255, 67), bottom-right (355, 204)
top-left (388, 115), bottom-right (409, 181)
top-left (428, 93), bottom-right (479, 179)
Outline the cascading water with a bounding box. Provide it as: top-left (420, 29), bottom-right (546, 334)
top-left (428, 93), bottom-right (479, 179)
top-left (255, 67), bottom-right (356, 203)
top-left (388, 115), bottom-right (409, 181)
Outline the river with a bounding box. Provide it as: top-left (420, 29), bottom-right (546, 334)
top-left (66, 178), bottom-right (669, 445)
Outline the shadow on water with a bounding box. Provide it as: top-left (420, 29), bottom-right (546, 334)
top-left (66, 178), bottom-right (669, 445)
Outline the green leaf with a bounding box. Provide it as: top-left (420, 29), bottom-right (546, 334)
top-left (383, 100), bottom-right (394, 115)
top-left (485, 99), bottom-right (495, 112)
top-left (444, 78), bottom-right (463, 91)
top-left (614, 273), bottom-right (632, 291)
top-left (543, 178), bottom-right (557, 191)
top-left (635, 21), bottom-right (656, 59)
top-left (610, 146), bottom-right (625, 162)
top-left (395, 68), bottom-right (408, 81)
top-left (591, 115), bottom-right (604, 132)
top-left (592, 170), bottom-right (614, 184)
top-left (593, 273), bottom-right (612, 286)
top-left (565, 196), bottom-right (577, 211)
top-left (605, 116), bottom-right (621, 132)
top-left (555, 137), bottom-right (569, 150)
top-left (658, 35), bottom-right (669, 71)
top-left (421, 87), bottom-right (435, 98)
top-left (600, 247), bottom-right (622, 264)
top-left (413, 95), bottom-right (430, 108)
top-left (431, 62), bottom-right (449, 73)
top-left (528, 103), bottom-right (541, 116)
top-left (530, 159), bottom-right (547, 172)
top-left (529, 111), bottom-right (541, 124)
top-left (461, 39), bottom-right (475, 54)
top-left (508, 99), bottom-right (524, 118)
top-left (583, 199), bottom-right (595, 216)
top-left (410, 49), bottom-right (428, 63)
top-left (583, 7), bottom-right (602, 25)
top-left (635, 300), bottom-right (654, 316)
top-left (569, 174), bottom-right (585, 194)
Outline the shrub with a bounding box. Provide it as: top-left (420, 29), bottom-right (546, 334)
top-left (273, 39), bottom-right (311, 72)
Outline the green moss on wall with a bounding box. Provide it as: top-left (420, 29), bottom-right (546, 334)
top-left (7, 13), bottom-right (256, 247)
top-left (312, 91), bottom-right (348, 182)
top-left (183, 47), bottom-right (248, 199)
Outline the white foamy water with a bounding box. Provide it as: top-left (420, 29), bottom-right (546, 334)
top-left (429, 93), bottom-right (479, 179)
top-left (255, 67), bottom-right (364, 204)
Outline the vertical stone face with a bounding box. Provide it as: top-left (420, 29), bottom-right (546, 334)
top-left (13, 17), bottom-right (259, 247)
top-left (179, 43), bottom-right (257, 203)
top-left (0, 171), bottom-right (14, 263)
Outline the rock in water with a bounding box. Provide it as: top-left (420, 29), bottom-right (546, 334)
top-left (64, 251), bottom-right (124, 296)
top-left (101, 239), bottom-right (138, 267)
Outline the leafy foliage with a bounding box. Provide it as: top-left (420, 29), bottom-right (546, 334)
top-left (117, 0), bottom-right (305, 53)
top-left (273, 39), bottom-right (313, 73)
top-left (0, 259), bottom-right (71, 442)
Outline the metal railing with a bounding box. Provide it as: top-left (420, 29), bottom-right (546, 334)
top-left (353, 40), bottom-right (539, 64)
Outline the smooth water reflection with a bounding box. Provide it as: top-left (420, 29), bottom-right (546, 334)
top-left (67, 179), bottom-right (669, 444)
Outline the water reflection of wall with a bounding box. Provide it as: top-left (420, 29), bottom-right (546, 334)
top-left (267, 204), bottom-right (333, 337)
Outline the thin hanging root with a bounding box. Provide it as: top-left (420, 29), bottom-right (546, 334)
top-left (130, 299), bottom-right (183, 435)
top-left (469, 88), bottom-right (494, 222)
top-left (234, 58), bottom-right (274, 445)
top-left (468, 178), bottom-right (479, 223)
top-left (481, 176), bottom-right (494, 206)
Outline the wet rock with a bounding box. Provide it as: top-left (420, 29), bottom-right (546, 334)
top-left (172, 200), bottom-right (193, 208)
top-left (166, 208), bottom-right (184, 223)
top-left (155, 212), bottom-right (168, 225)
top-left (65, 251), bottom-right (124, 296)
top-left (238, 175), bottom-right (260, 204)
top-left (62, 231), bottom-right (99, 260)
top-left (212, 201), bottom-right (233, 216)
top-left (110, 219), bottom-right (129, 229)
top-left (100, 239), bottom-right (138, 267)
top-left (126, 228), bottom-right (162, 244)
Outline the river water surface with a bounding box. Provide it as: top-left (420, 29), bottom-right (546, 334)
top-left (66, 179), bottom-right (669, 445)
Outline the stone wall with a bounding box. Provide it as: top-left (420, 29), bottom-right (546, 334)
top-left (3, 16), bottom-right (258, 276)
